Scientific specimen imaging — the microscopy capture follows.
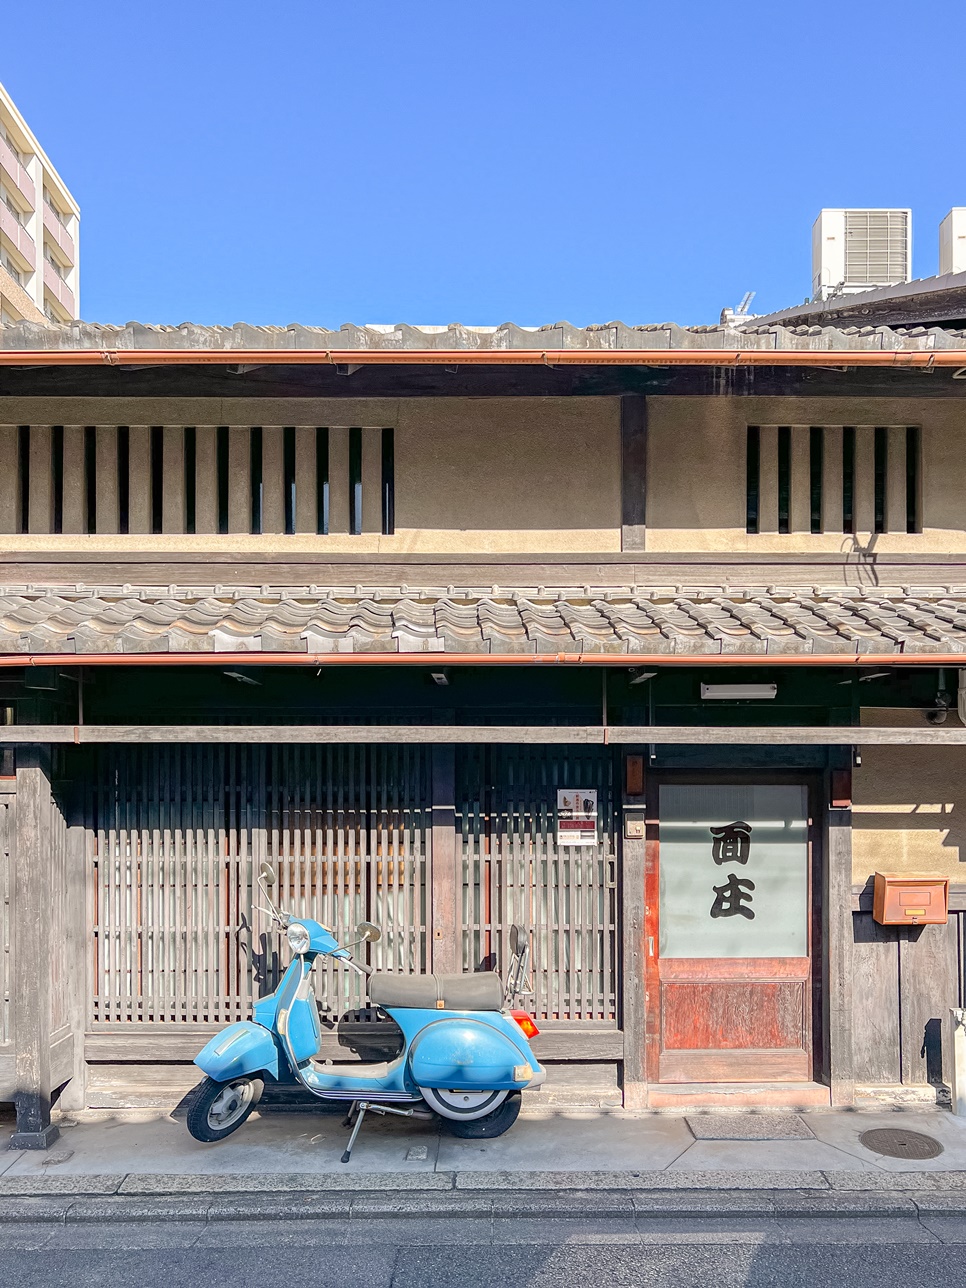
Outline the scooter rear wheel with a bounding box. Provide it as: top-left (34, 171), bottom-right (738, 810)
top-left (435, 1091), bottom-right (521, 1139)
top-left (186, 1075), bottom-right (263, 1143)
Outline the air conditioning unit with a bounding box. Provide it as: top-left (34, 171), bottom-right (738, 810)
top-left (811, 208), bottom-right (912, 301)
top-left (940, 209), bottom-right (966, 276)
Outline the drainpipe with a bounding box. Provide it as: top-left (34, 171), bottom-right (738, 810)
top-left (958, 670), bottom-right (966, 727)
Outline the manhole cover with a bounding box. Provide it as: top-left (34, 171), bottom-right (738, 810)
top-left (859, 1128), bottom-right (943, 1160)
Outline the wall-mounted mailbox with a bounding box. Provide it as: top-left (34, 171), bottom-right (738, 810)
top-left (872, 872), bottom-right (950, 926)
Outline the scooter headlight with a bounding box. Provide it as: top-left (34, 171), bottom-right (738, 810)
top-left (286, 922), bottom-right (312, 955)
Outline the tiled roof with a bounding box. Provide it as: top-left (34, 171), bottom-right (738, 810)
top-left (0, 585), bottom-right (964, 656)
top-left (2, 318), bottom-right (966, 354)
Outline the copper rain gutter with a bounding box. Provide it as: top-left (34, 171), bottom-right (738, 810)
top-left (1, 348), bottom-right (966, 368)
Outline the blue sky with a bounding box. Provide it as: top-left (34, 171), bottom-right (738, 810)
top-left (4, 2), bottom-right (964, 328)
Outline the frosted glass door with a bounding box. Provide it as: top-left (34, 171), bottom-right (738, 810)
top-left (658, 785), bottom-right (809, 959)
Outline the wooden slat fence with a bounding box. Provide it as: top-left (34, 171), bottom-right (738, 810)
top-left (88, 744), bottom-right (431, 1029)
top-left (0, 787), bottom-right (12, 1044)
top-left (457, 746), bottom-right (618, 1023)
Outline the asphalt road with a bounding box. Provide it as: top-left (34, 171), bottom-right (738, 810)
top-left (0, 1212), bottom-right (964, 1288)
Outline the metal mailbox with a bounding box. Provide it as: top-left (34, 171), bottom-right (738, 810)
top-left (872, 872), bottom-right (950, 926)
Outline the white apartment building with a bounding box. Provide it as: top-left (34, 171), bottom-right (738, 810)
top-left (0, 81), bottom-right (79, 325)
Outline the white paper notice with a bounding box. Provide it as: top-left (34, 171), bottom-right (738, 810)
top-left (557, 789), bottom-right (598, 846)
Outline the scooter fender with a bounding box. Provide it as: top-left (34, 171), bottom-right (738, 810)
top-left (194, 1021), bottom-right (279, 1083)
top-left (408, 1018), bottom-right (532, 1091)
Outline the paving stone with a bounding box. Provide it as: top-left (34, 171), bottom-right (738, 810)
top-left (66, 1196), bottom-right (213, 1223)
top-left (351, 1192), bottom-right (494, 1216)
top-left (119, 1169), bottom-right (455, 1194)
top-left (771, 1191), bottom-right (918, 1215)
top-left (206, 1193), bottom-right (353, 1220)
top-left (631, 1191), bottom-right (777, 1215)
top-left (825, 1170), bottom-right (966, 1190)
top-left (685, 1114), bottom-right (813, 1141)
top-left (0, 1198), bottom-right (70, 1223)
top-left (0, 1174), bottom-right (123, 1196)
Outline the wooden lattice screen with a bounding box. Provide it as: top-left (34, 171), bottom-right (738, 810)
top-left (457, 746), bottom-right (619, 1023)
top-left (88, 744), bottom-right (431, 1027)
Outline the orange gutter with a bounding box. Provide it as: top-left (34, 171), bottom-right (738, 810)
top-left (0, 347), bottom-right (965, 369)
top-left (0, 651), bottom-right (958, 668)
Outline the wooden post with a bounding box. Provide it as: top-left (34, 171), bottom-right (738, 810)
top-left (620, 751), bottom-right (648, 1108)
top-left (57, 772), bottom-right (89, 1112)
top-left (430, 744), bottom-right (459, 974)
top-left (11, 745), bottom-right (60, 1148)
top-left (620, 396), bottom-right (647, 552)
top-left (825, 750), bottom-right (855, 1106)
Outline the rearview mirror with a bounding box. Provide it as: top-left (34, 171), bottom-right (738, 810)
top-left (356, 921), bottom-right (382, 944)
top-left (259, 862), bottom-right (276, 887)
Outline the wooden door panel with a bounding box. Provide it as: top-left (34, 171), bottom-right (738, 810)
top-left (661, 981), bottom-right (806, 1050)
top-left (644, 776), bottom-right (817, 1086)
top-left (659, 1049), bottom-right (811, 1083)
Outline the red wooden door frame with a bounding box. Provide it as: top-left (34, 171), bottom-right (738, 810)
top-left (643, 771), bottom-right (822, 1084)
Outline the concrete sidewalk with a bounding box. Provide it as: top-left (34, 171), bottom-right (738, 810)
top-left (2, 1103), bottom-right (966, 1202)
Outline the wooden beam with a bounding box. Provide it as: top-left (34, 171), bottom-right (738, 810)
top-left (620, 395), bottom-right (647, 551)
top-left (0, 724), bottom-right (964, 746)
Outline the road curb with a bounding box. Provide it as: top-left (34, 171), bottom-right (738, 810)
top-left (1, 1179), bottom-right (966, 1224)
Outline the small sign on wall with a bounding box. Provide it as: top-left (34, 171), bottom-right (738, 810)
top-left (557, 789), bottom-right (598, 846)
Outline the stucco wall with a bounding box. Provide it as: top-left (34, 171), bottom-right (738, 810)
top-left (852, 707), bottom-right (966, 883)
top-left (0, 395), bottom-right (621, 554)
top-left (647, 395), bottom-right (966, 553)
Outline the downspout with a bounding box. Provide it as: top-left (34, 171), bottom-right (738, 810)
top-left (959, 670), bottom-right (966, 727)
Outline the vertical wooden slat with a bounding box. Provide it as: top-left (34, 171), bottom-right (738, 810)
top-left (790, 425), bottom-right (811, 534)
top-left (94, 426), bottom-right (119, 534)
top-left (886, 425), bottom-right (907, 534)
top-left (757, 425), bottom-right (779, 534)
top-left (0, 426), bottom-right (19, 533)
top-left (125, 427), bottom-right (150, 535)
top-left (294, 426), bottom-right (317, 533)
top-left (327, 427), bottom-right (350, 534)
top-left (361, 429), bottom-right (382, 534)
top-left (59, 426), bottom-right (86, 535)
top-left (822, 426), bottom-right (844, 535)
top-left (261, 426), bottom-right (285, 535)
top-left (620, 395), bottom-right (648, 551)
top-left (27, 425), bottom-right (53, 534)
top-left (227, 427), bottom-right (251, 535)
top-left (854, 425), bottom-right (875, 536)
top-left (193, 426), bottom-right (217, 535)
top-left (162, 426), bottom-right (185, 534)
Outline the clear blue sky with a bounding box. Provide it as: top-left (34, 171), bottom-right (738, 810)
top-left (5, 2), bottom-right (964, 328)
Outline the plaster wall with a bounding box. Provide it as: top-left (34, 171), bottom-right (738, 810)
top-left (852, 706), bottom-right (966, 882)
top-left (646, 395), bottom-right (966, 553)
top-left (0, 396), bottom-right (621, 554)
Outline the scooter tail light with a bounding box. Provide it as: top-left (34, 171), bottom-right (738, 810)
top-left (511, 1009), bottom-right (540, 1039)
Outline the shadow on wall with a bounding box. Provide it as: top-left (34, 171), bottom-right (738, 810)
top-left (853, 716), bottom-right (966, 879)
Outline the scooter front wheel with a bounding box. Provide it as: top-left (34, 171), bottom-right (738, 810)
top-left (422, 1088), bottom-right (521, 1139)
top-left (186, 1075), bottom-right (263, 1143)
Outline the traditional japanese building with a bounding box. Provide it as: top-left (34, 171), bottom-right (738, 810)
top-left (1, 317), bottom-right (965, 1145)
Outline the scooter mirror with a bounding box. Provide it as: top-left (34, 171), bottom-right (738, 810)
top-left (259, 862), bottom-right (276, 887)
top-left (356, 921), bottom-right (382, 944)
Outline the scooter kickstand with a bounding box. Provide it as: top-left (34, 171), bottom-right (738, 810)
top-left (341, 1101), bottom-right (369, 1163)
top-left (342, 1100), bottom-right (359, 1130)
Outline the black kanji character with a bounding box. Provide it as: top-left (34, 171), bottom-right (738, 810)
top-left (710, 873), bottom-right (756, 919)
top-left (710, 821), bottom-right (752, 866)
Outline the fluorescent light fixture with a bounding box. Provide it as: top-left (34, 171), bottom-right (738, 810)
top-left (224, 671), bottom-right (261, 686)
top-left (430, 672), bottom-right (449, 686)
top-left (629, 670), bottom-right (658, 686)
top-left (700, 683), bottom-right (777, 701)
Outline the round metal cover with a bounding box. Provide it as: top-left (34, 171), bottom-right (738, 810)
top-left (859, 1127), bottom-right (943, 1160)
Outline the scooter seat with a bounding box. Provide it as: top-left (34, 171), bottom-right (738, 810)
top-left (368, 971), bottom-right (503, 1012)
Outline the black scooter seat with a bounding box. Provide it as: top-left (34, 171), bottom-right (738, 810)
top-left (368, 971), bottom-right (503, 1012)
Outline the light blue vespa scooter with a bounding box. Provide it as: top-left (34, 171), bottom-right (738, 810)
top-left (186, 863), bottom-right (545, 1160)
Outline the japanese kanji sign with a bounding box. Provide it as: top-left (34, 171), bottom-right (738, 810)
top-left (658, 785), bottom-right (808, 959)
